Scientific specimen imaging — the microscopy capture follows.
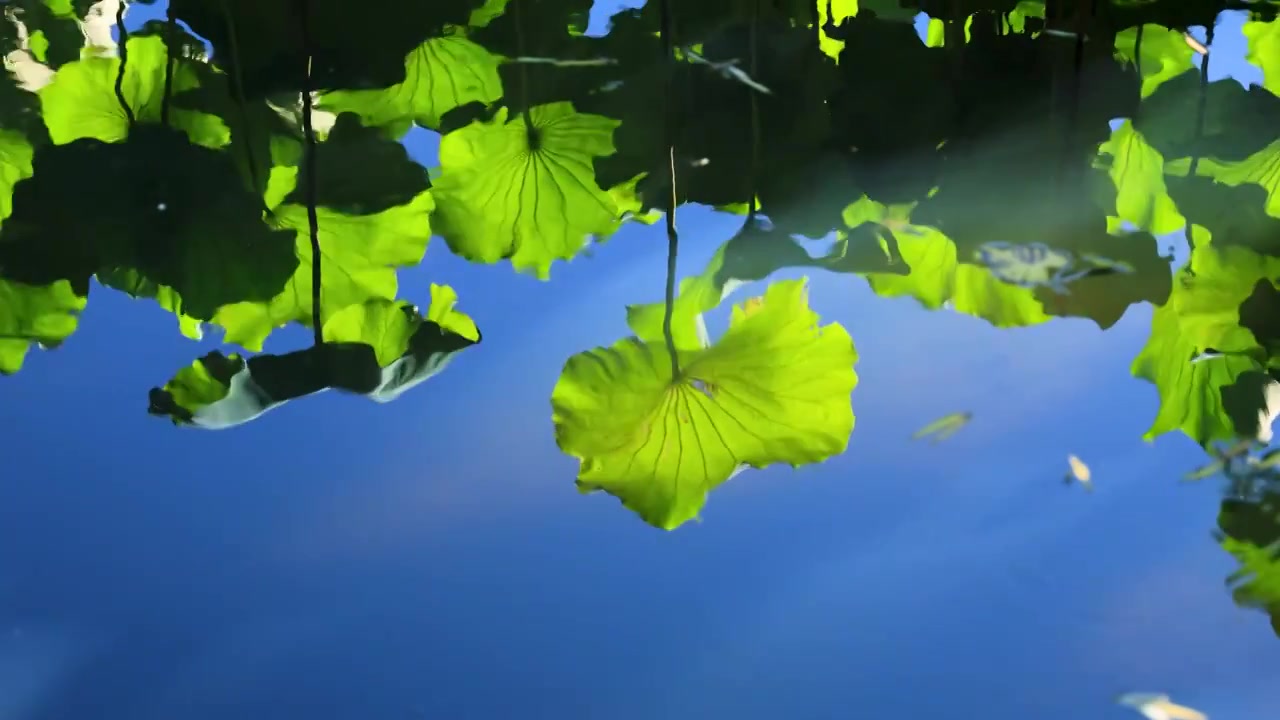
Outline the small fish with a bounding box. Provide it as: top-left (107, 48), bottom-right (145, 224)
top-left (684, 48), bottom-right (772, 95)
top-left (1065, 454), bottom-right (1092, 491)
top-left (912, 411), bottom-right (971, 443)
top-left (1078, 252), bottom-right (1135, 276)
top-left (975, 241), bottom-right (1083, 295)
top-left (1184, 33), bottom-right (1208, 55)
top-left (507, 56), bottom-right (618, 67)
top-left (1117, 693), bottom-right (1207, 720)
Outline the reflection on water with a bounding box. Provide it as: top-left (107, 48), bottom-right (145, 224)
top-left (1, 0), bottom-right (1279, 717)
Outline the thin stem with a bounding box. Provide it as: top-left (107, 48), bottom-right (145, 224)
top-left (114, 1), bottom-right (136, 127)
top-left (660, 0), bottom-right (680, 381)
top-left (297, 0), bottom-right (323, 344)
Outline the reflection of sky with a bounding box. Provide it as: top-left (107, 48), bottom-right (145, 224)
top-left (0, 2), bottom-right (1277, 718)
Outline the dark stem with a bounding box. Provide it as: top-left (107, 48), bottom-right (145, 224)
top-left (160, 13), bottom-right (177, 127)
top-left (114, 1), bottom-right (136, 127)
top-left (1184, 26), bottom-right (1212, 264)
top-left (513, 0), bottom-right (535, 140)
top-left (1128, 24), bottom-right (1145, 123)
top-left (747, 0), bottom-right (760, 221)
top-left (218, 0), bottom-right (267, 212)
top-left (297, 0), bottom-right (323, 344)
top-left (660, 0), bottom-right (680, 380)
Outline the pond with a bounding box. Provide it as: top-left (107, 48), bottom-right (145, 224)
top-left (0, 0), bottom-right (1278, 718)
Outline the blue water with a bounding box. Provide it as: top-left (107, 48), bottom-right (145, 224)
top-left (0, 2), bottom-right (1276, 719)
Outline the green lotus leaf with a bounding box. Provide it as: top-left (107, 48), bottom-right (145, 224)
top-left (38, 34), bottom-right (228, 147)
top-left (152, 291), bottom-right (480, 428)
top-left (1096, 120), bottom-right (1185, 235)
top-left (0, 277), bottom-right (85, 374)
top-left (552, 278), bottom-right (858, 530)
top-left (212, 190), bottom-right (435, 351)
top-left (430, 101), bottom-right (630, 279)
top-left (319, 35), bottom-right (503, 134)
top-left (1244, 18), bottom-right (1280, 99)
top-left (1113, 24), bottom-right (1194, 98)
top-left (1131, 231), bottom-right (1280, 445)
top-left (0, 128), bottom-right (34, 225)
top-left (1170, 138), bottom-right (1280, 219)
top-left (0, 126), bottom-right (298, 323)
top-left (282, 113), bottom-right (431, 215)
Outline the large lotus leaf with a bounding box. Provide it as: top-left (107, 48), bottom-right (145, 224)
top-left (167, 0), bottom-right (480, 98)
top-left (552, 278), bottom-right (858, 530)
top-left (318, 34), bottom-right (503, 134)
top-left (1138, 73), bottom-right (1280, 163)
top-left (1095, 120), bottom-right (1185, 235)
top-left (1244, 18), bottom-right (1280, 99)
top-left (1169, 139), bottom-right (1280, 220)
top-left (281, 113), bottom-right (431, 215)
top-left (152, 292), bottom-right (480, 428)
top-left (1113, 23), bottom-right (1194, 98)
top-left (38, 34), bottom-right (228, 147)
top-left (430, 101), bottom-right (629, 278)
top-left (0, 277), bottom-right (85, 374)
top-left (1131, 233), bottom-right (1280, 445)
top-left (0, 127), bottom-right (298, 321)
top-left (212, 190), bottom-right (435, 351)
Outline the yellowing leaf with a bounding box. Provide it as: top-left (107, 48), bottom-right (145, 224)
top-left (552, 279), bottom-right (858, 530)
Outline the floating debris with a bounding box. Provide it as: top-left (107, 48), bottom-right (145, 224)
top-left (1065, 454), bottom-right (1092, 491)
top-left (684, 47), bottom-right (773, 95)
top-left (911, 411), bottom-right (971, 443)
top-left (1117, 693), bottom-right (1207, 720)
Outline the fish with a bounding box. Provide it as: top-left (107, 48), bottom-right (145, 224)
top-left (1065, 454), bottom-right (1092, 491)
top-left (975, 241), bottom-right (1083, 295)
top-left (911, 411), bottom-right (971, 443)
top-left (1078, 252), bottom-right (1135, 276)
top-left (1184, 33), bottom-right (1208, 55)
top-left (1117, 693), bottom-right (1207, 720)
top-left (684, 48), bottom-right (773, 95)
top-left (507, 56), bottom-right (618, 67)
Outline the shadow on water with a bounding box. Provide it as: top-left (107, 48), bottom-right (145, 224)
top-left (0, 0), bottom-right (1279, 717)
